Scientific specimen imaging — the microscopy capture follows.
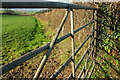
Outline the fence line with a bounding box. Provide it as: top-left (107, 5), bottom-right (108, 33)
top-left (1, 2), bottom-right (97, 79)
top-left (0, 19), bottom-right (94, 75)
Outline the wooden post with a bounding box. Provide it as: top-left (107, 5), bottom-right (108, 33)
top-left (94, 7), bottom-right (98, 58)
top-left (92, 10), bottom-right (95, 60)
top-left (114, 2), bottom-right (118, 39)
top-left (71, 8), bottom-right (75, 79)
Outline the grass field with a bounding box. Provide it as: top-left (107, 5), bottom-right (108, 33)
top-left (2, 15), bottom-right (48, 64)
top-left (14, 11), bottom-right (37, 15)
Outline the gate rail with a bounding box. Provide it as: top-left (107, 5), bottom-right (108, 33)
top-left (1, 1), bottom-right (97, 80)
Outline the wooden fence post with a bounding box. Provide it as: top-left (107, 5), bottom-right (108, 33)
top-left (71, 8), bottom-right (75, 79)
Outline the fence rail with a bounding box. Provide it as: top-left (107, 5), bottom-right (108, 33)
top-left (1, 1), bottom-right (97, 9)
top-left (1, 1), bottom-right (97, 80)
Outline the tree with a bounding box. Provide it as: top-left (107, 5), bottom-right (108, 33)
top-left (4, 8), bottom-right (14, 14)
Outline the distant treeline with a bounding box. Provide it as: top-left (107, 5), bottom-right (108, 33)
top-left (2, 9), bottom-right (15, 14)
top-left (1, 8), bottom-right (53, 15)
top-left (1, 9), bottom-right (37, 16)
top-left (36, 9), bottom-right (52, 13)
top-left (1, 13), bottom-right (19, 15)
top-left (2, 9), bottom-right (25, 15)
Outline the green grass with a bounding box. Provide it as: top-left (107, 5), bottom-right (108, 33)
top-left (14, 11), bottom-right (37, 15)
top-left (13, 11), bottom-right (25, 15)
top-left (2, 15), bottom-right (48, 64)
top-left (0, 10), bottom-right (3, 13)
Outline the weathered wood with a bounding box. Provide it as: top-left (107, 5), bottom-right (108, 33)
top-left (93, 10), bottom-right (97, 60)
top-left (85, 59), bottom-right (93, 78)
top-left (1, 44), bottom-right (49, 75)
top-left (68, 42), bottom-right (93, 79)
top-left (86, 47), bottom-right (94, 64)
top-left (0, 20), bottom-right (93, 75)
top-left (74, 35), bottom-right (90, 55)
top-left (33, 9), bottom-right (70, 80)
top-left (94, 5), bottom-right (98, 57)
top-left (74, 20), bottom-right (94, 33)
top-left (76, 46), bottom-right (93, 73)
top-left (78, 55), bottom-right (94, 79)
top-left (71, 9), bottom-right (75, 79)
top-left (78, 66), bottom-right (85, 79)
top-left (1, 2), bottom-right (97, 10)
top-left (92, 10), bottom-right (95, 48)
top-left (68, 47), bottom-right (88, 80)
top-left (62, 25), bottom-right (64, 36)
top-left (88, 62), bottom-right (95, 80)
top-left (50, 56), bottom-right (72, 79)
top-left (84, 46), bottom-right (94, 78)
top-left (50, 35), bottom-right (90, 79)
top-left (69, 37), bottom-right (94, 79)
